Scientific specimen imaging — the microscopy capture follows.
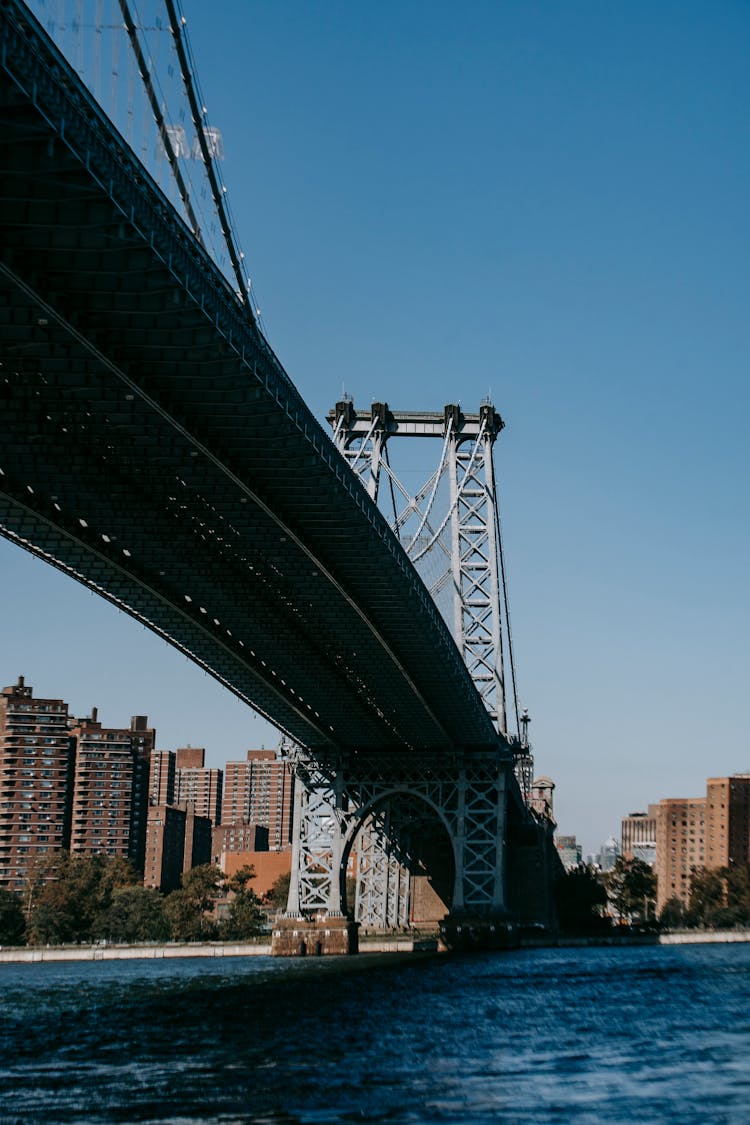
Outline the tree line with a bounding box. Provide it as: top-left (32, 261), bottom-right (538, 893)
top-left (661, 863), bottom-right (750, 929)
top-left (0, 853), bottom-right (290, 946)
top-left (556, 856), bottom-right (750, 934)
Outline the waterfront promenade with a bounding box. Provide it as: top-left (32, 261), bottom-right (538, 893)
top-left (3, 928), bottom-right (750, 963)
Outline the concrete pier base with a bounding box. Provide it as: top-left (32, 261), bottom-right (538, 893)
top-left (271, 915), bottom-right (359, 956)
top-left (439, 915), bottom-right (518, 952)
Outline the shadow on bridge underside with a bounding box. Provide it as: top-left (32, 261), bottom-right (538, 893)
top-left (0, 0), bottom-right (506, 762)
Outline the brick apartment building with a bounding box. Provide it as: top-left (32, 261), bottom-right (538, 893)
top-left (149, 749), bottom-right (176, 807)
top-left (69, 710), bottom-right (155, 872)
top-left (212, 821), bottom-right (269, 865)
top-left (175, 747), bottom-right (223, 827)
top-left (655, 797), bottom-right (706, 913)
top-left (222, 750), bottom-right (293, 850)
top-left (654, 775), bottom-right (750, 913)
top-left (144, 802), bottom-right (212, 892)
top-left (705, 775), bottom-right (750, 869)
top-left (0, 677), bottom-right (74, 890)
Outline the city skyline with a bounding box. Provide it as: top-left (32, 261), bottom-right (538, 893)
top-left (2, 1), bottom-right (749, 855)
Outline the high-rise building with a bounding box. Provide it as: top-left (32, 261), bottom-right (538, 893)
top-left (655, 797), bottom-right (706, 913)
top-left (222, 750), bottom-right (293, 849)
top-left (175, 746), bottom-right (223, 827)
top-left (143, 801), bottom-right (212, 892)
top-left (149, 750), bottom-right (176, 807)
top-left (621, 806), bottom-right (658, 865)
top-left (69, 711), bottom-right (155, 872)
top-left (182, 803), bottom-right (212, 870)
top-left (598, 836), bottom-right (620, 872)
top-left (144, 804), bottom-right (185, 892)
top-left (0, 676), bottom-right (74, 890)
top-left (705, 775), bottom-right (750, 869)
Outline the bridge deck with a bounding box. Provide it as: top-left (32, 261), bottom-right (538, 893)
top-left (0, 0), bottom-right (506, 759)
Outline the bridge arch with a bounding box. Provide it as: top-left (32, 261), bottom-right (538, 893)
top-left (340, 788), bottom-right (456, 928)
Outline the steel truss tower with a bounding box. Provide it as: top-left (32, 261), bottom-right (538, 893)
top-left (281, 400), bottom-right (531, 935)
top-left (330, 399), bottom-right (526, 752)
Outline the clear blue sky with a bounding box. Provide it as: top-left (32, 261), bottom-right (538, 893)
top-left (2, 1), bottom-right (749, 855)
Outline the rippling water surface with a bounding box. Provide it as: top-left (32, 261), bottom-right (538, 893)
top-left (2, 943), bottom-right (750, 1123)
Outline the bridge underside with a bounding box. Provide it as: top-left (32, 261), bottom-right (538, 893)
top-left (0, 1), bottom-right (504, 760)
top-left (0, 3), bottom-right (559, 947)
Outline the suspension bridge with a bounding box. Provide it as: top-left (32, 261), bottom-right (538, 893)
top-left (0, 0), bottom-right (559, 951)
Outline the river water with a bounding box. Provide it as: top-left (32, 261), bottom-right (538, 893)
top-left (1, 942), bottom-right (749, 1123)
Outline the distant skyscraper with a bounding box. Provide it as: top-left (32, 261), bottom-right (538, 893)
top-left (69, 711), bottom-right (155, 872)
top-left (222, 750), bottom-right (293, 849)
top-left (621, 806), bottom-right (658, 865)
top-left (597, 836), bottom-right (620, 872)
top-left (0, 676), bottom-right (74, 890)
top-left (555, 835), bottom-right (582, 870)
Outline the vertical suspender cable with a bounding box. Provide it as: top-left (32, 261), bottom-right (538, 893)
top-left (163, 0), bottom-right (254, 324)
top-left (117, 0), bottom-right (202, 243)
top-left (493, 486), bottom-right (521, 742)
top-left (383, 444), bottom-right (401, 543)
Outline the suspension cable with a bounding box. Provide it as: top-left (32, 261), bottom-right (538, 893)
top-left (383, 443), bottom-right (400, 543)
top-left (163, 0), bottom-right (255, 323)
top-left (117, 0), bottom-right (202, 242)
top-left (409, 416), bottom-right (487, 564)
top-left (493, 483), bottom-right (521, 740)
top-left (403, 416), bottom-right (453, 556)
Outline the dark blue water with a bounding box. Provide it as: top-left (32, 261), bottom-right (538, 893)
top-left (1, 943), bottom-right (750, 1123)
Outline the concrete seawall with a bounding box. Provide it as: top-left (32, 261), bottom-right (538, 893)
top-left (0, 942), bottom-right (273, 963)
top-left (2, 929), bottom-right (749, 963)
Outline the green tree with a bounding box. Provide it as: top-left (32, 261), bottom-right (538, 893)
top-left (220, 891), bottom-right (265, 940)
top-left (163, 864), bottom-right (224, 941)
top-left (555, 866), bottom-right (609, 934)
top-left (659, 895), bottom-right (687, 929)
top-left (725, 863), bottom-right (750, 924)
top-left (27, 853), bottom-right (137, 945)
top-left (99, 886), bottom-right (170, 943)
top-left (0, 888), bottom-right (26, 945)
top-left (220, 864), bottom-right (265, 939)
top-left (687, 867), bottom-right (727, 927)
top-left (606, 858), bottom-right (657, 924)
top-left (265, 871), bottom-right (291, 912)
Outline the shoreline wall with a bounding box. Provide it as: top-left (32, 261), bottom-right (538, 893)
top-left (2, 928), bottom-right (750, 964)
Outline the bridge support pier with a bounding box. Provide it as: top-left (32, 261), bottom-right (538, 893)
top-left (271, 914), bottom-right (358, 957)
top-left (272, 747), bottom-right (513, 955)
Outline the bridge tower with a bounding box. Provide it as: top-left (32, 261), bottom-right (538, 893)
top-left (273, 400), bottom-right (534, 952)
top-left (330, 399), bottom-right (531, 783)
